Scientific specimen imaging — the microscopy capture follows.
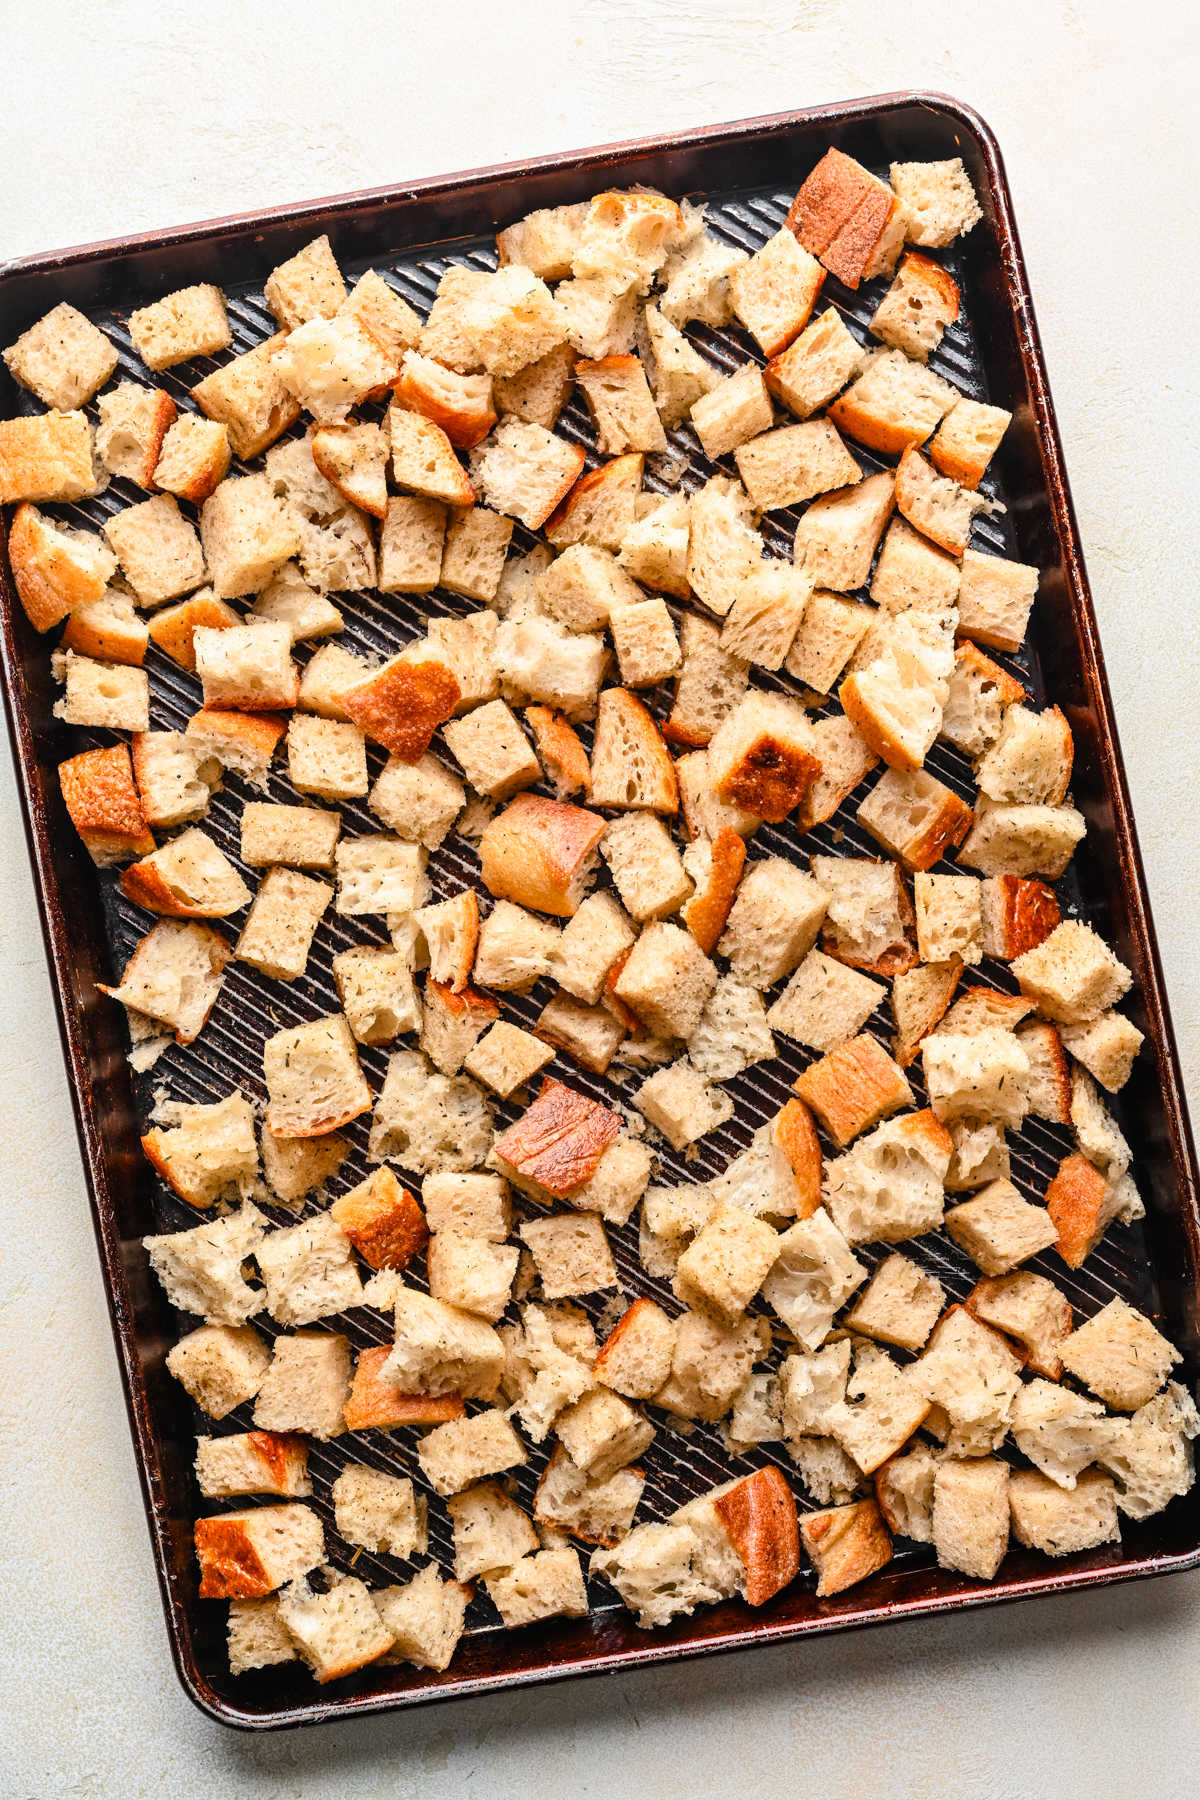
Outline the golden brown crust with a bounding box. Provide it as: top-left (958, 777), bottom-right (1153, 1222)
top-left (800, 1496), bottom-right (893, 1597)
top-left (425, 978), bottom-right (499, 1028)
top-left (147, 594), bottom-right (241, 670)
top-left (771, 1098), bottom-right (824, 1218)
top-left (826, 392), bottom-right (929, 459)
top-left (141, 1128), bottom-right (216, 1204)
top-left (310, 425), bottom-right (388, 519)
top-left (793, 1033), bottom-right (912, 1149)
top-left (58, 745), bottom-right (155, 861)
top-left (681, 826), bottom-right (746, 955)
top-left (0, 411), bottom-right (100, 505)
top-left (544, 452), bottom-right (635, 543)
top-left (592, 1297), bottom-right (664, 1389)
top-left (478, 793), bottom-right (608, 918)
top-left (343, 656), bottom-right (461, 760)
top-left (493, 1076), bottom-right (622, 1196)
top-left (1045, 1152), bottom-right (1112, 1271)
top-left (394, 359), bottom-right (497, 449)
top-left (902, 789), bottom-right (974, 871)
top-left (839, 671), bottom-right (921, 772)
top-left (119, 862), bottom-right (204, 919)
top-left (593, 687), bottom-right (679, 813)
top-left (986, 874), bottom-right (1061, 960)
top-left (195, 1516), bottom-right (273, 1600)
top-left (713, 1466), bottom-right (800, 1606)
top-left (894, 446), bottom-right (971, 557)
top-left (246, 1431), bottom-right (309, 1493)
top-left (343, 1346), bottom-right (466, 1431)
top-left (714, 732), bottom-right (822, 824)
top-left (899, 252), bottom-right (961, 322)
top-left (525, 705), bottom-right (591, 797)
top-left (330, 1170), bottom-right (429, 1271)
top-left (61, 600), bottom-right (148, 666)
top-left (8, 503), bottom-right (109, 631)
top-left (786, 150), bottom-right (898, 289)
top-left (185, 708), bottom-right (288, 765)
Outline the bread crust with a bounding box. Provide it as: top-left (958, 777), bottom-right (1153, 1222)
top-left (525, 705), bottom-right (591, 797)
top-left (545, 453), bottom-right (639, 547)
top-left (681, 826), bottom-right (746, 955)
top-left (714, 1466), bottom-right (800, 1605)
top-left (493, 1076), bottom-right (622, 1196)
top-left (771, 1097), bottom-right (824, 1217)
top-left (982, 875), bottom-right (1061, 959)
top-left (343, 656), bottom-right (462, 760)
top-left (343, 1345), bottom-right (465, 1430)
top-left (590, 687), bottom-right (679, 813)
top-left (794, 1034), bottom-right (913, 1148)
top-left (479, 793), bottom-right (608, 917)
top-left (1045, 1152), bottom-right (1113, 1270)
top-left (714, 728), bottom-right (822, 823)
top-left (0, 410), bottom-right (100, 504)
top-left (330, 1172), bottom-right (428, 1270)
top-left (786, 150), bottom-right (898, 289)
top-left (195, 1516), bottom-right (273, 1599)
top-left (800, 1496), bottom-right (893, 1596)
top-left (395, 354), bottom-right (497, 449)
top-left (8, 503), bottom-right (110, 631)
top-left (58, 744), bottom-right (155, 862)
top-left (186, 708), bottom-right (288, 769)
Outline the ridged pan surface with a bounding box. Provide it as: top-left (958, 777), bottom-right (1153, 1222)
top-left (0, 94), bottom-right (1196, 1729)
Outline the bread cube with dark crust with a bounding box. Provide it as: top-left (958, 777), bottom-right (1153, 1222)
top-left (707, 692), bottom-right (822, 823)
top-left (195, 1502), bottom-right (324, 1600)
top-left (479, 793), bottom-right (608, 918)
top-left (342, 655), bottom-right (461, 762)
top-left (1044, 1151), bottom-right (1123, 1270)
top-left (714, 1466), bottom-right (801, 1606)
top-left (979, 875), bottom-right (1061, 961)
top-left (7, 502), bottom-right (116, 633)
top-left (545, 452), bottom-right (642, 552)
top-left (59, 744), bottom-right (155, 865)
top-left (793, 1033), bottom-right (914, 1148)
top-left (343, 1346), bottom-right (465, 1432)
top-left (770, 1098), bottom-right (824, 1218)
top-left (395, 351), bottom-right (497, 449)
top-left (800, 1497), bottom-right (893, 1597)
top-left (494, 1077), bottom-right (623, 1197)
top-left (857, 766), bottom-right (973, 873)
top-left (786, 149), bottom-right (904, 289)
top-left (331, 1169), bottom-right (428, 1271)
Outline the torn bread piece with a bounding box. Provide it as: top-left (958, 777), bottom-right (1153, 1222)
top-left (786, 149), bottom-right (904, 288)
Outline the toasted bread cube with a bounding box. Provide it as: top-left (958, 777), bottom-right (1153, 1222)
top-left (271, 314), bottom-right (396, 424)
top-left (195, 1429), bottom-right (310, 1500)
top-left (93, 380), bottom-right (175, 486)
top-left (618, 489), bottom-right (691, 601)
top-left (794, 1033), bottom-right (913, 1147)
top-left (375, 1565), bottom-right (471, 1673)
top-left (419, 1173), bottom-right (509, 1243)
top-left (330, 1466), bottom-right (427, 1562)
top-left (472, 897), bottom-right (559, 992)
top-left (333, 836), bottom-right (428, 917)
top-left (4, 301), bottom-right (116, 408)
top-left (100, 493), bottom-right (205, 608)
top-left (612, 920), bottom-right (718, 1040)
top-left (369, 1044), bottom-right (494, 1171)
top-left (193, 619), bottom-right (298, 713)
top-left (56, 744), bottom-right (151, 866)
top-left (395, 350), bottom-right (496, 448)
top-left (843, 1253), bottom-right (944, 1353)
top-left (1012, 920), bottom-right (1132, 1025)
top-left (674, 1203), bottom-right (779, 1323)
top-left (498, 201), bottom-right (588, 279)
top-left (828, 351), bottom-right (958, 456)
top-left (239, 802), bottom-right (339, 872)
top-left (690, 362), bottom-right (774, 460)
top-left (0, 409), bottom-right (101, 504)
top-left (252, 1330), bottom-right (351, 1439)
top-left (480, 791), bottom-right (608, 917)
top-left (812, 853), bottom-right (916, 978)
top-left (840, 607), bottom-right (956, 771)
top-left (634, 1058), bottom-right (732, 1149)
top-left (783, 589), bottom-right (875, 693)
top-left (521, 1213), bottom-right (618, 1300)
top-left (765, 305), bottom-right (865, 421)
top-left (328, 1170), bottom-right (427, 1275)
top-left (728, 227), bottom-right (824, 356)
top-left (427, 1230), bottom-right (520, 1323)
top-left (422, 975), bottom-right (498, 1073)
top-left (342, 653), bottom-right (461, 762)
top-left (263, 234), bottom-right (345, 326)
top-left (1061, 1011), bottom-right (1144, 1094)
top-left (1060, 1299), bottom-right (1179, 1412)
top-left (338, 266), bottom-right (421, 358)
top-left (736, 419), bottom-right (860, 513)
top-left (916, 1307), bottom-right (1021, 1457)
top-left (167, 1323), bottom-right (271, 1419)
top-left (944, 1177), bottom-right (1057, 1275)
top-left (195, 1502), bottom-right (324, 1600)
top-left (940, 641), bottom-right (1025, 757)
top-left (446, 1481), bottom-right (538, 1581)
top-left (141, 1092), bottom-right (256, 1210)
top-left (658, 221), bottom-right (748, 329)
top-left (857, 767), bottom-right (973, 876)
top-left (153, 413), bottom-right (231, 504)
top-left (786, 148), bottom-right (903, 287)
top-left (144, 1202), bottom-right (266, 1326)
top-left (226, 1597), bottom-right (300, 1674)
top-left (493, 1077), bottom-right (621, 1196)
top-left (931, 1458), bottom-right (1009, 1580)
top-left (262, 1012), bottom-right (371, 1138)
top-left (551, 890), bottom-right (635, 1005)
top-left (309, 421), bottom-right (389, 521)
top-left (51, 651), bottom-right (148, 732)
top-left (191, 334), bottom-right (299, 460)
top-left (534, 989), bottom-right (625, 1076)
top-left (913, 871), bottom-right (982, 965)
top-left (547, 455), bottom-right (646, 558)
top-left (687, 974), bottom-right (775, 1081)
top-left (536, 543), bottom-right (641, 632)
top-left (493, 340), bottom-right (577, 428)
top-left (200, 473), bottom-right (300, 600)
top-left (286, 713), bottom-right (369, 801)
top-left (386, 405), bottom-right (474, 508)
top-left (234, 867), bottom-right (330, 981)
top-left (663, 614), bottom-right (751, 752)
top-left (469, 417), bottom-right (585, 530)
top-left (823, 1109), bottom-right (951, 1247)
top-left (966, 1271), bottom-right (1072, 1378)
top-left (717, 564), bottom-right (811, 671)
top-left (889, 157), bottom-right (982, 247)
top-left (890, 960), bottom-right (961, 1066)
top-left (258, 1125), bottom-right (348, 1208)
top-left (276, 1575), bottom-right (395, 1684)
top-left (607, 597), bottom-right (681, 689)
top-left (707, 691), bottom-right (821, 822)
top-left (959, 799), bottom-right (1086, 880)
top-left (126, 282), bottom-right (231, 370)
top-left (896, 444), bottom-right (987, 555)
top-left (680, 829), bottom-right (747, 959)
top-left (636, 303), bottom-right (717, 428)
top-left (767, 949), bottom-right (885, 1051)
top-left (870, 252), bottom-right (959, 362)
top-left (569, 1134), bottom-right (652, 1228)
top-left (464, 1021), bottom-right (554, 1099)
top-left (792, 470), bottom-right (895, 593)
top-left (100, 914), bottom-right (229, 1042)
top-left (120, 828), bottom-right (249, 917)
top-left (144, 592), bottom-right (236, 672)
top-left (956, 549), bottom-right (1039, 652)
top-left (485, 1547), bottom-right (589, 1629)
top-left (922, 1026), bottom-right (1030, 1128)
top-left (556, 1387), bottom-right (654, 1483)
top-left (443, 699), bottom-right (540, 801)
top-left (593, 1297), bottom-right (676, 1400)
top-left (418, 1408), bottom-right (526, 1498)
top-left (801, 1498), bottom-right (892, 1596)
top-left (871, 515), bottom-right (961, 616)
top-left (1009, 1467), bottom-right (1120, 1557)
top-left (929, 397), bottom-right (1011, 490)
top-left (685, 475), bottom-right (763, 617)
top-left (333, 947), bottom-right (420, 1045)
top-left (6, 501), bottom-right (116, 636)
top-left (1009, 1377), bottom-right (1114, 1488)
top-left (575, 354), bottom-right (667, 455)
top-left (940, 986), bottom-right (1035, 1035)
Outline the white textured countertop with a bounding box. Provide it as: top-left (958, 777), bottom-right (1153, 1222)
top-left (2, 3), bottom-right (1198, 1794)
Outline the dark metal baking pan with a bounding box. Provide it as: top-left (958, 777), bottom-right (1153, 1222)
top-left (1, 90), bottom-right (1197, 1732)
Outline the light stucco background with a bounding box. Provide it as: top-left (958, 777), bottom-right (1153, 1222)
top-left (2, 2), bottom-right (1198, 1795)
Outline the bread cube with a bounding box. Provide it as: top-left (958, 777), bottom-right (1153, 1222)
top-left (493, 1077), bottom-right (621, 1196)
top-left (717, 563), bottom-right (812, 671)
top-left (120, 829), bottom-right (250, 918)
top-left (735, 419), bottom-right (860, 512)
top-left (658, 221), bottom-right (748, 330)
top-left (787, 148), bottom-right (904, 287)
top-left (193, 621), bottom-right (298, 715)
top-left (468, 417), bottom-right (585, 530)
top-left (259, 1126), bottom-right (348, 1208)
top-left (470, 898), bottom-right (558, 992)
top-left (368, 1046), bottom-right (493, 1173)
top-left (337, 266), bottom-right (421, 359)
top-left (684, 478), bottom-right (762, 623)
top-left (840, 606), bottom-right (956, 771)
top-left (916, 1307), bottom-right (1022, 1458)
top-left (1043, 1151), bottom-right (1121, 1270)
top-left (679, 830), bottom-right (747, 960)
top-left (195, 1430), bottom-right (310, 1500)
top-left (589, 690), bottom-right (678, 818)
top-left (922, 1027), bottom-right (1030, 1127)
top-left (333, 948), bottom-right (419, 1046)
top-left (263, 1012), bottom-right (371, 1137)
top-left (728, 226), bottom-right (824, 355)
top-left (284, 714), bottom-right (367, 802)
top-left (421, 979), bottom-right (496, 1079)
top-left (53, 652), bottom-right (149, 732)
top-left (485, 1547), bottom-right (589, 1629)
top-left (100, 493), bottom-right (205, 607)
top-left (536, 543), bottom-right (639, 632)
top-left (341, 1342), bottom-right (461, 1431)
top-left (870, 252), bottom-right (960, 362)
top-left (765, 305), bottom-right (865, 421)
top-left (826, 1350), bottom-right (931, 1474)
top-left (613, 921), bottom-right (718, 1041)
top-left (843, 1253), bottom-right (944, 1353)
top-left (576, 354), bottom-right (667, 455)
top-left (871, 517), bottom-right (961, 617)
top-left (599, 814), bottom-right (689, 924)
top-left (226, 1598), bottom-right (300, 1675)
top-left (1009, 1468), bottom-right (1120, 1557)
top-left (593, 1297), bottom-right (676, 1400)
top-left (233, 867), bottom-right (330, 981)
top-left (272, 314), bottom-right (397, 425)
top-left (673, 1203), bottom-right (779, 1323)
top-left (792, 470), bottom-right (896, 593)
top-left (707, 691), bottom-right (821, 822)
top-left (556, 1387), bottom-right (654, 1483)
top-left (166, 1323), bottom-right (271, 1419)
top-left (194, 1502), bottom-right (324, 1600)
top-left (256, 1212), bottom-right (364, 1326)
top-left (479, 791), bottom-right (608, 918)
top-left (930, 397), bottom-right (1012, 489)
top-left (889, 158), bottom-right (982, 247)
top-left (966, 1271), bottom-right (1072, 1379)
top-left (689, 362), bottom-right (773, 461)
top-left (260, 233), bottom-right (344, 325)
top-left (959, 800), bottom-right (1086, 880)
top-left (1060, 1011), bottom-right (1144, 1094)
top-left (427, 1230), bottom-right (520, 1323)
top-left (545, 450), bottom-right (646, 553)
top-left (148, 413), bottom-right (229, 506)
top-left (551, 890), bottom-right (635, 1005)
top-left (4, 301), bottom-right (116, 408)
top-left (446, 1481), bottom-right (538, 1582)
top-left (383, 1284), bottom-right (505, 1402)
top-left (521, 1213), bottom-right (618, 1300)
top-left (607, 597), bottom-right (681, 689)
top-left (143, 592), bottom-right (235, 673)
top-left (800, 1498), bottom-right (893, 1596)
top-left (1009, 1377), bottom-right (1114, 1489)
top-left (278, 1575), bottom-right (396, 1684)
top-left (142, 1202), bottom-right (266, 1326)
top-left (329, 1467), bottom-right (426, 1563)
top-left (767, 949), bottom-right (885, 1051)
top-left (784, 588), bottom-right (875, 693)
top-left (328, 1169), bottom-right (427, 1273)
top-left (687, 976), bottom-right (775, 1081)
top-left (943, 1177), bottom-right (1057, 1276)
top-left (249, 561), bottom-right (343, 645)
top-left (858, 767), bottom-right (973, 875)
top-left (570, 1134), bottom-right (653, 1227)
top-left (493, 340), bottom-right (576, 428)
top-left (931, 1458), bottom-right (1009, 1580)
top-left (369, 753), bottom-right (466, 848)
top-left (199, 473), bottom-right (300, 600)
top-left (812, 854), bottom-right (916, 978)
top-left (794, 1032), bottom-right (913, 1147)
top-left (441, 699), bottom-right (539, 802)
top-left (464, 1022), bottom-right (554, 1099)
top-left (779, 1339), bottom-right (852, 1438)
top-left (890, 960), bottom-right (961, 1067)
top-left (1096, 1383), bottom-right (1200, 1522)
top-left (956, 549), bottom-right (1039, 653)
top-left (5, 501), bottom-right (114, 637)
top-left (191, 334), bottom-right (299, 459)
top-left (0, 409), bottom-right (101, 505)
top-left (828, 351), bottom-right (958, 455)
top-left (1060, 1299), bottom-right (1179, 1412)
top-left (418, 1408), bottom-right (526, 1497)
top-left (422, 1172), bottom-right (511, 1242)
top-left (1012, 920), bottom-right (1132, 1025)
top-left (239, 803), bottom-right (339, 872)
top-left (911, 871), bottom-right (982, 965)
top-left (375, 1565), bottom-right (471, 1673)
top-left (534, 1446), bottom-right (645, 1549)
top-left (533, 990), bottom-right (625, 1076)
top-left (93, 380), bottom-right (175, 487)
top-left (252, 1331), bottom-right (352, 1439)
top-left (619, 489), bottom-right (692, 600)
top-left (823, 1108), bottom-right (952, 1247)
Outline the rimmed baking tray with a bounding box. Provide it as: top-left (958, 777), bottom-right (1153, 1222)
top-left (2, 90), bottom-right (1198, 1732)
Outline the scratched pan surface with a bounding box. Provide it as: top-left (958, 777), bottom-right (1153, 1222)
top-left (1, 93), bottom-right (1199, 1731)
